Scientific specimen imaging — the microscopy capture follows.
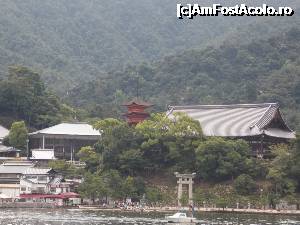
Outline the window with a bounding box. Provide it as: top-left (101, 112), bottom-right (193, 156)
top-left (36, 187), bottom-right (45, 193)
top-left (37, 176), bottom-right (47, 181)
top-left (21, 187), bottom-right (26, 191)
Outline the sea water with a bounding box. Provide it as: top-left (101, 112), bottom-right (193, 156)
top-left (0, 209), bottom-right (299, 225)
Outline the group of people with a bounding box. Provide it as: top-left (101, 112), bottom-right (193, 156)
top-left (113, 201), bottom-right (144, 210)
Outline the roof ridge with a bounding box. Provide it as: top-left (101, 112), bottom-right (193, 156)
top-left (251, 104), bottom-right (277, 129)
top-left (169, 103), bottom-right (278, 110)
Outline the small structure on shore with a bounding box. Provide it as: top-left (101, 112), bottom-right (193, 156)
top-left (19, 192), bottom-right (81, 206)
top-left (174, 172), bottom-right (196, 206)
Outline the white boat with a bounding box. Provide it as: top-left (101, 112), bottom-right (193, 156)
top-left (165, 212), bottom-right (196, 223)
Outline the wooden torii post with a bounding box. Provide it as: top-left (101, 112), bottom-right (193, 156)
top-left (174, 172), bottom-right (196, 206)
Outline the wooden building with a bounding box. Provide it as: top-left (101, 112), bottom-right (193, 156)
top-left (167, 103), bottom-right (296, 157)
top-left (123, 99), bottom-right (152, 125)
top-left (0, 161), bottom-right (35, 198)
top-left (29, 123), bottom-right (101, 161)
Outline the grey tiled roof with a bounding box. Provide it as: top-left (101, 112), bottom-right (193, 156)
top-left (29, 123), bottom-right (100, 137)
top-left (0, 125), bottom-right (9, 140)
top-left (0, 161), bottom-right (34, 174)
top-left (167, 103), bottom-right (295, 139)
top-left (23, 168), bottom-right (54, 175)
top-left (0, 145), bottom-right (21, 153)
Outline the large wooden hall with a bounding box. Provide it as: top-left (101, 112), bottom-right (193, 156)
top-left (167, 103), bottom-right (296, 157)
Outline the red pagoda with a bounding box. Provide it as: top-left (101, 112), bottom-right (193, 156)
top-left (123, 98), bottom-right (152, 125)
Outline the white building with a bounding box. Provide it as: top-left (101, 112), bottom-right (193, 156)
top-left (20, 167), bottom-right (72, 195)
top-left (20, 168), bottom-right (58, 194)
top-left (0, 125), bottom-right (9, 144)
top-left (0, 161), bottom-right (34, 198)
top-left (29, 123), bottom-right (100, 161)
top-left (19, 168), bottom-right (80, 206)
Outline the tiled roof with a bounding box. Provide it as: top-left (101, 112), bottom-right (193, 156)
top-left (0, 161), bottom-right (34, 174)
top-left (123, 98), bottom-right (153, 106)
top-left (23, 168), bottom-right (54, 175)
top-left (0, 145), bottom-right (21, 153)
top-left (29, 123), bottom-right (100, 137)
top-left (0, 125), bottom-right (9, 140)
top-left (167, 103), bottom-right (295, 139)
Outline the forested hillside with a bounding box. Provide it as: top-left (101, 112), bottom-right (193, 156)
top-left (67, 27), bottom-right (300, 131)
top-left (0, 0), bottom-right (299, 93)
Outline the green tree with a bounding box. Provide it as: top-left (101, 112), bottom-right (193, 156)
top-left (48, 160), bottom-right (80, 178)
top-left (196, 138), bottom-right (252, 181)
top-left (179, 192), bottom-right (189, 207)
top-left (78, 172), bottom-right (108, 204)
top-left (234, 174), bottom-right (257, 195)
top-left (136, 112), bottom-right (203, 173)
top-left (123, 176), bottom-right (138, 199)
top-left (267, 144), bottom-right (296, 196)
top-left (119, 149), bottom-right (144, 175)
top-left (77, 146), bottom-right (100, 173)
top-left (145, 187), bottom-right (163, 204)
top-left (289, 136), bottom-right (300, 189)
top-left (8, 121), bottom-right (28, 152)
top-left (0, 66), bottom-right (74, 128)
top-left (102, 170), bottom-right (125, 200)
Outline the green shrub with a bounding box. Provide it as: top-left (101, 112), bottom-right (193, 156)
top-left (234, 174), bottom-right (257, 195)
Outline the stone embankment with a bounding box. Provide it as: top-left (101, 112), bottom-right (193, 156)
top-left (78, 205), bottom-right (300, 215)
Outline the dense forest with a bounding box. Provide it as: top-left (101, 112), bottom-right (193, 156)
top-left (0, 1), bottom-right (299, 132)
top-left (0, 1), bottom-right (299, 94)
top-left (67, 27), bottom-right (300, 131)
top-left (0, 66), bottom-right (74, 129)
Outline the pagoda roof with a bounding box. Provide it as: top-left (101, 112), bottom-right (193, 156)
top-left (123, 112), bottom-right (150, 116)
top-left (167, 103), bottom-right (295, 139)
top-left (122, 98), bottom-right (153, 107)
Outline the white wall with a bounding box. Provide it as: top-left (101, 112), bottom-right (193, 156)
top-left (0, 186), bottom-right (20, 198)
top-left (20, 179), bottom-right (49, 194)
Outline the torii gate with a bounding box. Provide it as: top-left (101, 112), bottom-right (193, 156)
top-left (174, 172), bottom-right (196, 206)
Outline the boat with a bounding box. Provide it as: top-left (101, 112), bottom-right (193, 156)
top-left (165, 212), bottom-right (196, 223)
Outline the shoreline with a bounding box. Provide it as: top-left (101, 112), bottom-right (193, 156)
top-left (76, 206), bottom-right (300, 215)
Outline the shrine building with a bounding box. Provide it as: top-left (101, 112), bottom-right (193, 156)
top-left (167, 103), bottom-right (296, 157)
top-left (123, 99), bottom-right (152, 125)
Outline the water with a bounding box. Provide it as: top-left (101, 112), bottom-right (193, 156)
top-left (0, 209), bottom-right (299, 225)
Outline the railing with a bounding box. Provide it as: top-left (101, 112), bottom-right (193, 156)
top-left (66, 161), bottom-right (86, 168)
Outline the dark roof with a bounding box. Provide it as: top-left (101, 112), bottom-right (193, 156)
top-left (23, 168), bottom-right (55, 175)
top-left (123, 98), bottom-right (153, 107)
top-left (123, 112), bottom-right (150, 116)
top-left (0, 145), bottom-right (21, 153)
top-left (167, 103), bottom-right (295, 139)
